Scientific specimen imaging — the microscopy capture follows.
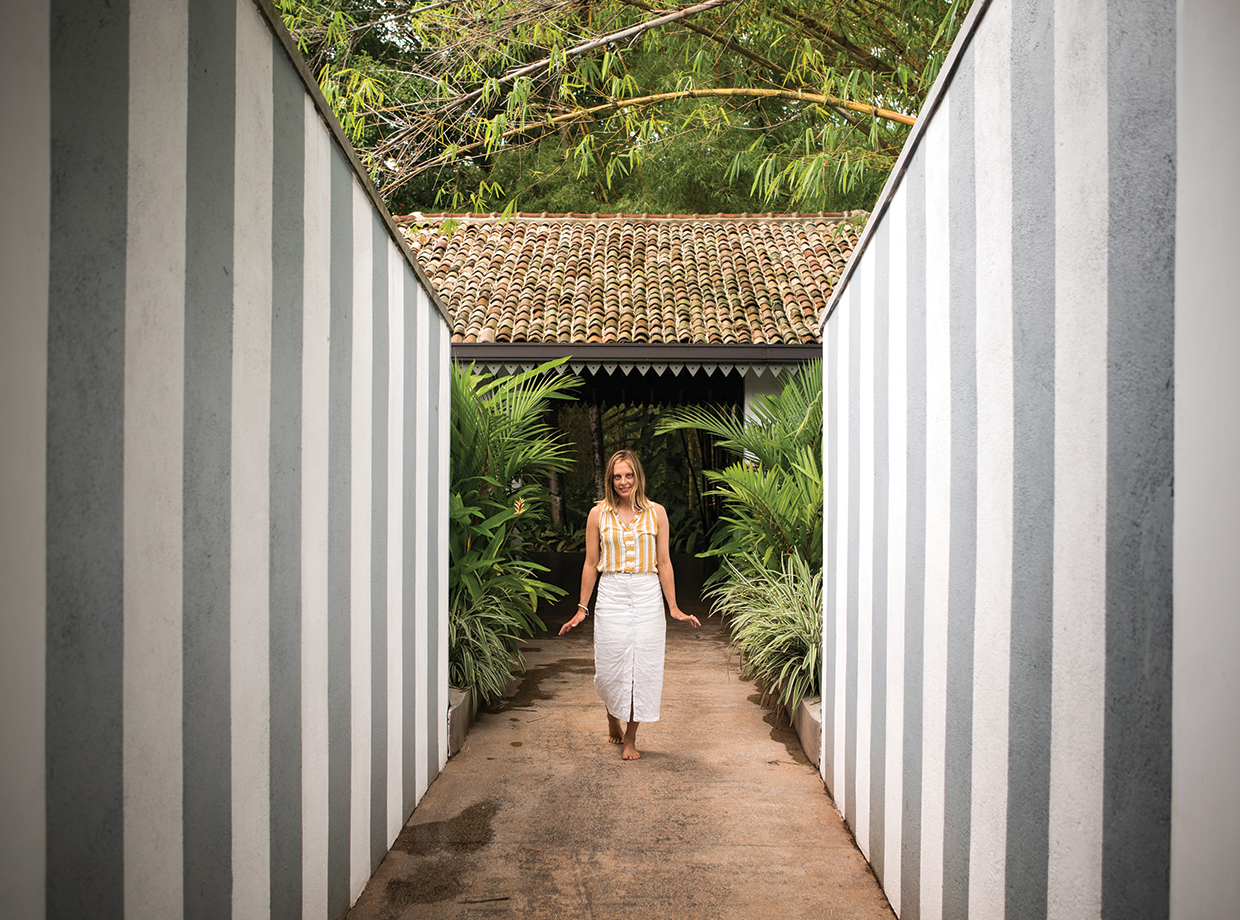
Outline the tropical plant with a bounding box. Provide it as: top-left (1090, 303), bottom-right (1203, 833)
top-left (657, 362), bottom-right (824, 712)
top-left (703, 449), bottom-right (823, 569)
top-left (707, 550), bottom-right (823, 712)
top-left (449, 359), bottom-right (580, 709)
top-left (656, 359), bottom-right (823, 571)
top-left (447, 546), bottom-right (550, 705)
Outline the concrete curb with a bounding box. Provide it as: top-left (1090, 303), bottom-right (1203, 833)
top-left (447, 687), bottom-right (473, 756)
top-left (789, 696), bottom-right (822, 769)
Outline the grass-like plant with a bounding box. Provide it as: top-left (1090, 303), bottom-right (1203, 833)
top-left (448, 561), bottom-right (549, 706)
top-left (707, 551), bottom-right (823, 714)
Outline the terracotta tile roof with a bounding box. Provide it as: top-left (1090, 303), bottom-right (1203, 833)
top-left (396, 212), bottom-right (862, 346)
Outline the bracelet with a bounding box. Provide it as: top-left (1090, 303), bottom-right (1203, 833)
top-left (577, 604), bottom-right (589, 615)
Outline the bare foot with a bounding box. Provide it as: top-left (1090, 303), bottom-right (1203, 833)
top-left (607, 714), bottom-right (624, 745)
top-left (621, 715), bottom-right (641, 759)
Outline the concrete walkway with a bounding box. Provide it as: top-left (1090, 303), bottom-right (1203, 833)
top-left (348, 598), bottom-right (896, 920)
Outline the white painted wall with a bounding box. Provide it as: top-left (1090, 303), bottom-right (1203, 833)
top-left (968, 6), bottom-right (1013, 913)
top-left (230, 9), bottom-right (275, 913)
top-left (1047, 2), bottom-right (1109, 915)
top-left (123, 3), bottom-right (188, 917)
top-left (300, 91), bottom-right (334, 920)
top-left (742, 369), bottom-right (783, 425)
top-left (1171, 2), bottom-right (1240, 918)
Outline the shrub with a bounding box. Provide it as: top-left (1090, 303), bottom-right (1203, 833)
top-left (707, 551), bottom-right (823, 713)
top-left (449, 360), bottom-right (579, 709)
top-left (448, 557), bottom-right (550, 705)
top-left (657, 362), bottom-right (825, 714)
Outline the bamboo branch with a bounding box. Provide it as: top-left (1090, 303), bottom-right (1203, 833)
top-left (586, 86), bottom-right (915, 124)
top-left (619, 0), bottom-right (783, 78)
top-left (854, 0), bottom-right (920, 75)
top-left (445, 0), bottom-right (734, 113)
top-left (383, 85), bottom-right (914, 193)
top-left (616, 0), bottom-right (864, 127)
top-left (780, 5), bottom-right (898, 77)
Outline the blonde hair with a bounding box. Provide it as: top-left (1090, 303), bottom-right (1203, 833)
top-left (601, 449), bottom-right (649, 512)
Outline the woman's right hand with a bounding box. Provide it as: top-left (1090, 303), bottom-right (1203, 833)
top-left (558, 612), bottom-right (586, 636)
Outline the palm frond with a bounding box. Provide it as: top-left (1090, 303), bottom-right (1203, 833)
top-left (656, 360), bottom-right (822, 473)
top-left (448, 359), bottom-right (578, 705)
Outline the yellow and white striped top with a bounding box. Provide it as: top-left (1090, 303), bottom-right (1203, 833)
top-left (597, 504), bottom-right (658, 573)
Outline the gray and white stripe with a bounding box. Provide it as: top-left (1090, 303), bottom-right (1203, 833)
top-left (0, 1), bottom-right (452, 917)
top-left (820, 0), bottom-right (1177, 917)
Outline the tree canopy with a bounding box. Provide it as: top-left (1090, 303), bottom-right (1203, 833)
top-left (278, 0), bottom-right (970, 215)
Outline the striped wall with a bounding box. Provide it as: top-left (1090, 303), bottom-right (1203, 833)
top-left (818, 0), bottom-right (1195, 917)
top-left (0, 2), bottom-right (452, 918)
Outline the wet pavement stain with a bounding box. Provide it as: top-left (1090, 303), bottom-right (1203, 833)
top-left (383, 800), bottom-right (502, 906)
top-left (496, 658), bottom-right (595, 710)
top-left (391, 798), bottom-right (499, 856)
top-left (383, 860), bottom-right (464, 907)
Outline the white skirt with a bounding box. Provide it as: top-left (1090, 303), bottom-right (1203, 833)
top-left (593, 572), bottom-right (666, 723)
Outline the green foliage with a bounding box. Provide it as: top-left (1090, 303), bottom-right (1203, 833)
top-left (656, 360), bottom-right (823, 569)
top-left (447, 550), bottom-right (551, 709)
top-left (470, 134), bottom-right (783, 217)
top-left (659, 363), bottom-right (825, 712)
top-left (700, 448), bottom-right (823, 570)
top-left (276, 0), bottom-right (390, 154)
top-left (707, 551), bottom-right (823, 712)
top-left (279, 0), bottom-right (973, 214)
top-left (449, 360), bottom-right (580, 708)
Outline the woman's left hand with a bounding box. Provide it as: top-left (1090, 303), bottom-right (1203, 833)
top-left (670, 608), bottom-right (701, 628)
top-left (558, 611), bottom-right (586, 636)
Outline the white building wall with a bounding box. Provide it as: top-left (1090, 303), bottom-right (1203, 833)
top-left (1171, 2), bottom-right (1240, 918)
top-left (818, 0), bottom-right (1208, 917)
top-left (742, 370), bottom-right (783, 426)
top-left (0, 2), bottom-right (453, 917)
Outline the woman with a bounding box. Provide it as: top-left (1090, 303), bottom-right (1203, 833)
top-left (559, 449), bottom-right (701, 760)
